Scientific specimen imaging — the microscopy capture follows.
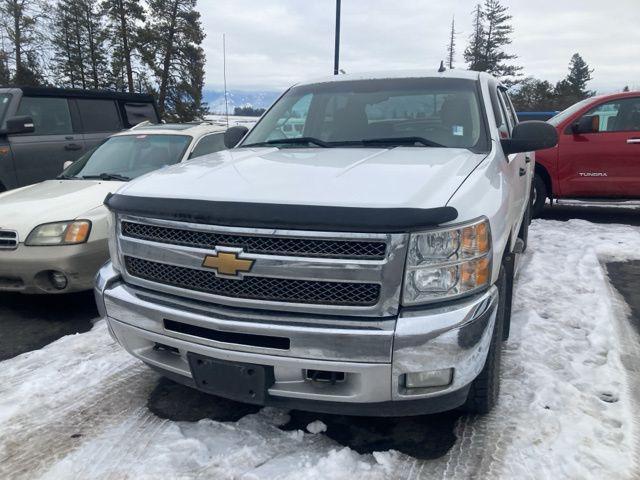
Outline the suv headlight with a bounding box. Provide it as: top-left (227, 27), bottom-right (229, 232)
top-left (107, 211), bottom-right (122, 272)
top-left (25, 220), bottom-right (91, 246)
top-left (403, 218), bottom-right (492, 305)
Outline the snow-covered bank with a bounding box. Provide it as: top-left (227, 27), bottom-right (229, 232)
top-left (0, 219), bottom-right (639, 479)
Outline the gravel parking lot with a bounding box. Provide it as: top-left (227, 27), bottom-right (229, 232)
top-left (1, 207), bottom-right (639, 479)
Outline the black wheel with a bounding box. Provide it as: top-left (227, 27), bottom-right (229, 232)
top-left (530, 173), bottom-right (547, 217)
top-left (462, 264), bottom-right (508, 414)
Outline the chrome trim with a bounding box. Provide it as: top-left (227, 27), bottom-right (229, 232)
top-left (104, 281), bottom-right (394, 362)
top-left (103, 283), bottom-right (498, 405)
top-left (0, 229), bottom-right (18, 250)
top-left (116, 214), bottom-right (408, 317)
top-left (109, 318), bottom-right (393, 403)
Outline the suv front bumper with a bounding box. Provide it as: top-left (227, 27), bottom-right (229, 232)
top-left (0, 240), bottom-right (108, 294)
top-left (96, 262), bottom-right (498, 416)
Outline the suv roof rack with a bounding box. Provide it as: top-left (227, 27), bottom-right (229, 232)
top-left (129, 120), bottom-right (156, 130)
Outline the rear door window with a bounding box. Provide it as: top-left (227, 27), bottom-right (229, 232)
top-left (189, 133), bottom-right (226, 159)
top-left (77, 99), bottom-right (122, 132)
top-left (122, 102), bottom-right (159, 127)
top-left (16, 97), bottom-right (73, 135)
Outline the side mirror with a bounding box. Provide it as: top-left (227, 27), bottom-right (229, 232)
top-left (224, 125), bottom-right (249, 148)
top-left (501, 121), bottom-right (558, 155)
top-left (62, 160), bottom-right (74, 171)
top-left (571, 115), bottom-right (599, 134)
top-left (5, 115), bottom-right (35, 135)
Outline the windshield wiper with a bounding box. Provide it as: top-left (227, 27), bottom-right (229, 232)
top-left (56, 174), bottom-right (80, 180)
top-left (242, 137), bottom-right (331, 148)
top-left (360, 136), bottom-right (444, 148)
top-left (82, 173), bottom-right (131, 181)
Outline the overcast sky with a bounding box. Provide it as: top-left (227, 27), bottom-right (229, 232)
top-left (200, 0), bottom-right (640, 93)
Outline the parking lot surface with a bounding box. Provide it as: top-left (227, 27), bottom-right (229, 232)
top-left (1, 210), bottom-right (639, 479)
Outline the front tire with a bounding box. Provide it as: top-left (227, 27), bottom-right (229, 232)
top-left (531, 173), bottom-right (547, 217)
top-left (461, 264), bottom-right (508, 414)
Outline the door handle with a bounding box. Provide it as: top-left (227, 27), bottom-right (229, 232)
top-left (65, 143), bottom-right (82, 151)
top-left (627, 138), bottom-right (640, 144)
top-left (519, 167), bottom-right (526, 176)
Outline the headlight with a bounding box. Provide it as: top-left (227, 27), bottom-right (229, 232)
top-left (25, 220), bottom-right (91, 246)
top-left (403, 218), bottom-right (492, 305)
top-left (107, 211), bottom-right (122, 272)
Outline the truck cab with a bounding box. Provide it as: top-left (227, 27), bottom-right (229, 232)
top-left (95, 70), bottom-right (556, 416)
top-left (532, 91), bottom-right (640, 215)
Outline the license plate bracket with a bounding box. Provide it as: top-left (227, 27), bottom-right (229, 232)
top-left (187, 353), bottom-right (273, 404)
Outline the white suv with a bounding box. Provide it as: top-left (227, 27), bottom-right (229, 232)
top-left (0, 122), bottom-right (227, 294)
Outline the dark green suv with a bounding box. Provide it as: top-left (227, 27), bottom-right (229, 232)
top-left (0, 87), bottom-right (160, 192)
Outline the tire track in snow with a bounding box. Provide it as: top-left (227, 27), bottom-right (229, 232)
top-left (604, 267), bottom-right (640, 478)
top-left (0, 365), bottom-right (157, 480)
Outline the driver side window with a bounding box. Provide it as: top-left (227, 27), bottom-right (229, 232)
top-left (583, 98), bottom-right (640, 132)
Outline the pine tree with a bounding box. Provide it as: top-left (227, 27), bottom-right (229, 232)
top-left (464, 4), bottom-right (484, 71)
top-left (139, 0), bottom-right (207, 120)
top-left (52, 0), bottom-right (110, 89)
top-left (623, 86), bottom-right (630, 92)
top-left (102, 0), bottom-right (144, 93)
top-left (446, 16), bottom-right (457, 69)
top-left (464, 0), bottom-right (521, 86)
top-left (0, 0), bottom-right (46, 85)
top-left (554, 53), bottom-right (594, 109)
top-left (564, 53), bottom-right (593, 97)
top-left (481, 0), bottom-right (521, 85)
top-left (0, 49), bottom-right (10, 84)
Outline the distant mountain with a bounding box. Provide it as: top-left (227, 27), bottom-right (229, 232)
top-left (203, 90), bottom-right (280, 114)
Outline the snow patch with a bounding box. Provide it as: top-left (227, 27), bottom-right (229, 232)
top-left (306, 420), bottom-right (327, 434)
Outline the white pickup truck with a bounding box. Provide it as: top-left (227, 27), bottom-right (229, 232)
top-left (95, 70), bottom-right (557, 415)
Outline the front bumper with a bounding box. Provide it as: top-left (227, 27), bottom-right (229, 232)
top-left (96, 262), bottom-right (498, 416)
top-left (0, 240), bottom-right (108, 294)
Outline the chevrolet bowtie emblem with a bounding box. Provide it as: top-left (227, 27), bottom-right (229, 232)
top-left (202, 251), bottom-right (254, 278)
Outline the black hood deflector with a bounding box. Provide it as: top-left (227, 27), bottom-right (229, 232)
top-left (105, 193), bottom-right (458, 233)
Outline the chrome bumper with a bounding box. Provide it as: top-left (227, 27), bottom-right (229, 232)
top-left (96, 261), bottom-right (498, 413)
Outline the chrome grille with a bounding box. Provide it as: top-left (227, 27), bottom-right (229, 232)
top-left (117, 215), bottom-right (407, 317)
top-left (0, 230), bottom-right (18, 250)
top-left (124, 256), bottom-right (381, 306)
top-left (121, 221), bottom-right (387, 259)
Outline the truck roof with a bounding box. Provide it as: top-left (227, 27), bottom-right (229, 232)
top-left (299, 68), bottom-right (484, 86)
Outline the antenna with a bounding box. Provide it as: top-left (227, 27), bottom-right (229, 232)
top-left (223, 33), bottom-right (229, 127)
top-left (438, 61), bottom-right (446, 73)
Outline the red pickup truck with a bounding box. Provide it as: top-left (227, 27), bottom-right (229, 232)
top-left (531, 91), bottom-right (640, 216)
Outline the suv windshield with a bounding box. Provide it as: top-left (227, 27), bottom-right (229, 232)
top-left (0, 94), bottom-right (11, 123)
top-left (241, 78), bottom-right (488, 151)
top-left (62, 134), bottom-right (191, 181)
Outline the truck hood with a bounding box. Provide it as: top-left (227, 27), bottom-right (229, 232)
top-left (0, 180), bottom-right (123, 238)
top-left (118, 147), bottom-right (487, 210)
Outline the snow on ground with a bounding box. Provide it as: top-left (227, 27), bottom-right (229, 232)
top-left (1, 219), bottom-right (639, 480)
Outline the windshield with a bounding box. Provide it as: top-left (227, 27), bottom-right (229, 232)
top-left (62, 134), bottom-right (191, 181)
top-left (0, 94), bottom-right (11, 123)
top-left (241, 78), bottom-right (488, 151)
top-left (548, 98), bottom-right (594, 126)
